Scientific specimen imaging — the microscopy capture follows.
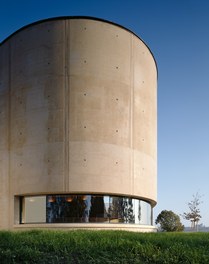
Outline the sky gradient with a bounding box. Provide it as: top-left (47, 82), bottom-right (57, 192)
top-left (1, 0), bottom-right (209, 227)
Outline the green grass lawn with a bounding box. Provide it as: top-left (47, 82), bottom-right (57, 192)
top-left (0, 230), bottom-right (209, 263)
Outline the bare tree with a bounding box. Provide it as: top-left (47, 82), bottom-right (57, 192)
top-left (182, 192), bottom-right (202, 231)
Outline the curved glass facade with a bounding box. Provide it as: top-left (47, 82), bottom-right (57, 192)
top-left (20, 195), bottom-right (152, 225)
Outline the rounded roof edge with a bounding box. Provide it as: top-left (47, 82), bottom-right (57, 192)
top-left (0, 16), bottom-right (158, 75)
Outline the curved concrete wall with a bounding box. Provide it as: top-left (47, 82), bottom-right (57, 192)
top-left (0, 17), bottom-right (157, 229)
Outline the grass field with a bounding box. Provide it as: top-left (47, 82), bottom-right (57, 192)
top-left (0, 230), bottom-right (209, 263)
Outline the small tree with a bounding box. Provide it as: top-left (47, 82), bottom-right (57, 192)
top-left (182, 192), bottom-right (202, 231)
top-left (155, 210), bottom-right (184, 232)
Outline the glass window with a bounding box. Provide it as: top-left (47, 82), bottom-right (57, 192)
top-left (109, 197), bottom-right (135, 224)
top-left (22, 196), bottom-right (46, 223)
top-left (20, 194), bottom-right (152, 225)
top-left (89, 195), bottom-right (108, 222)
top-left (139, 200), bottom-right (152, 225)
top-left (46, 195), bottom-right (81, 223)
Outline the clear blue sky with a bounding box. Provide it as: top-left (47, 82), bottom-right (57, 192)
top-left (1, 0), bottom-right (209, 227)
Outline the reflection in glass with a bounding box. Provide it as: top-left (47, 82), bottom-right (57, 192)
top-left (109, 197), bottom-right (135, 223)
top-left (89, 196), bottom-right (106, 222)
top-left (21, 194), bottom-right (152, 225)
top-left (139, 200), bottom-right (151, 225)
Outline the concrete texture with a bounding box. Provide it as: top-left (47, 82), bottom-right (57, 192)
top-left (0, 17), bottom-right (157, 230)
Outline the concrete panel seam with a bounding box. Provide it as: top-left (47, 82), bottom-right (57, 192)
top-left (8, 40), bottom-right (12, 228)
top-left (64, 19), bottom-right (70, 192)
top-left (130, 34), bottom-right (134, 195)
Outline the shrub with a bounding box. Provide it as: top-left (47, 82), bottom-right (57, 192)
top-left (155, 210), bottom-right (184, 232)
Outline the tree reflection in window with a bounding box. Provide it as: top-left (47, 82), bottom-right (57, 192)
top-left (109, 197), bottom-right (135, 223)
top-left (20, 194), bottom-right (152, 225)
top-left (122, 198), bottom-right (135, 224)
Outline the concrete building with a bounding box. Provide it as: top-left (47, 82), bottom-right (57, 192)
top-left (0, 17), bottom-right (157, 231)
